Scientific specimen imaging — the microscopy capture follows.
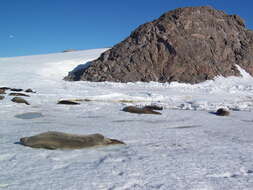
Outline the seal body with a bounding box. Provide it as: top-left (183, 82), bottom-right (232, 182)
top-left (0, 89), bottom-right (6, 94)
top-left (20, 131), bottom-right (125, 149)
top-left (10, 88), bottom-right (23, 92)
top-left (25, 89), bottom-right (36, 93)
top-left (11, 97), bottom-right (30, 105)
top-left (9, 93), bottom-right (30, 97)
top-left (57, 100), bottom-right (80, 105)
top-left (122, 106), bottom-right (162, 115)
top-left (215, 108), bottom-right (230, 116)
top-left (0, 87), bottom-right (11, 91)
top-left (143, 105), bottom-right (163, 110)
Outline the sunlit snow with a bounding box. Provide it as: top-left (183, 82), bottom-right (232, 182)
top-left (0, 49), bottom-right (253, 190)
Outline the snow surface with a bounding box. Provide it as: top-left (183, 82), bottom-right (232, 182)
top-left (0, 49), bottom-right (253, 190)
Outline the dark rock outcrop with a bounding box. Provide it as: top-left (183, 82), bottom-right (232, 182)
top-left (0, 95), bottom-right (4, 100)
top-left (65, 6), bottom-right (253, 84)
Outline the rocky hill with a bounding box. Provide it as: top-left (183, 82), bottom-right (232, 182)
top-left (65, 6), bottom-right (253, 84)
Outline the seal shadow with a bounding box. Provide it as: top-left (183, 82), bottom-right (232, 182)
top-left (14, 141), bottom-right (22, 145)
top-left (168, 125), bottom-right (202, 129)
top-left (209, 111), bottom-right (217, 115)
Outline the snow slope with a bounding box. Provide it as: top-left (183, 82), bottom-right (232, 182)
top-left (0, 49), bottom-right (253, 190)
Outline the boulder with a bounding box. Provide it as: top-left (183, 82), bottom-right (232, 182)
top-left (19, 131), bottom-right (125, 150)
top-left (65, 6), bottom-right (253, 84)
top-left (0, 95), bottom-right (4, 100)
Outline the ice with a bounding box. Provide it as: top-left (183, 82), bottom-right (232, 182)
top-left (1, 49), bottom-right (253, 189)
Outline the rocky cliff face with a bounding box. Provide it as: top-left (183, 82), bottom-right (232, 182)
top-left (65, 6), bottom-right (253, 84)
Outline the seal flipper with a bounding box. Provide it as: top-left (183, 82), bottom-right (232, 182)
top-left (108, 139), bottom-right (125, 145)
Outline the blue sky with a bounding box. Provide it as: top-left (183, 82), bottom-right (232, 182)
top-left (1, 0), bottom-right (253, 57)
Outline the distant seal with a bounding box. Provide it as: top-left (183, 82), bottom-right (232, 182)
top-left (25, 89), bottom-right (36, 93)
top-left (10, 88), bottom-right (23, 92)
top-left (143, 105), bottom-right (163, 110)
top-left (0, 89), bottom-right (6, 94)
top-left (9, 93), bottom-right (30, 97)
top-left (57, 100), bottom-right (80, 105)
top-left (11, 97), bottom-right (30, 105)
top-left (215, 108), bottom-right (230, 116)
top-left (122, 106), bottom-right (161, 115)
top-left (0, 87), bottom-right (11, 91)
top-left (19, 131), bottom-right (125, 149)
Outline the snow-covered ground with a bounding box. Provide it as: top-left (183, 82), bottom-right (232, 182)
top-left (0, 49), bottom-right (253, 190)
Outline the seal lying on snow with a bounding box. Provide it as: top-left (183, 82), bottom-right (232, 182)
top-left (57, 100), bottom-right (80, 105)
top-left (19, 131), bottom-right (125, 150)
top-left (122, 106), bottom-right (162, 115)
top-left (215, 108), bottom-right (230, 116)
top-left (11, 97), bottom-right (30, 105)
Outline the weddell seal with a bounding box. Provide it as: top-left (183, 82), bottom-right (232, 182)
top-left (122, 106), bottom-right (162, 115)
top-left (57, 100), bottom-right (80, 105)
top-left (215, 108), bottom-right (230, 116)
top-left (19, 131), bottom-right (125, 150)
top-left (11, 97), bottom-right (30, 105)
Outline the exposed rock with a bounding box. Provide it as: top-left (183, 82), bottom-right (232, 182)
top-left (215, 108), bottom-right (230, 116)
top-left (10, 88), bottom-right (23, 92)
top-left (9, 93), bottom-right (30, 97)
top-left (19, 131), bottom-right (125, 150)
top-left (122, 106), bottom-right (162, 115)
top-left (65, 6), bottom-right (253, 84)
top-left (0, 95), bottom-right (4, 100)
top-left (25, 89), bottom-right (36, 93)
top-left (57, 100), bottom-right (80, 105)
top-left (11, 97), bottom-right (30, 105)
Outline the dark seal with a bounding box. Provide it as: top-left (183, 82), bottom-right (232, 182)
top-left (122, 106), bottom-right (162, 115)
top-left (215, 108), bottom-right (230, 116)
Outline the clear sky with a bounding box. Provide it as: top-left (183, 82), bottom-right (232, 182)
top-left (1, 0), bottom-right (253, 57)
